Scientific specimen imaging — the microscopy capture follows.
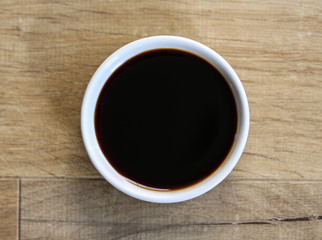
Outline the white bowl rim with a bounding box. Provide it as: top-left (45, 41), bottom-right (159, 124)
top-left (81, 35), bottom-right (249, 203)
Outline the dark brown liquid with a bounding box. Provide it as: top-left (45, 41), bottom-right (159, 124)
top-left (95, 49), bottom-right (237, 190)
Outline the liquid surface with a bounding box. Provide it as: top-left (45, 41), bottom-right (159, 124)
top-left (95, 49), bottom-right (237, 190)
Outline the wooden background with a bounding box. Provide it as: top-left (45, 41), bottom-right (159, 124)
top-left (0, 0), bottom-right (321, 239)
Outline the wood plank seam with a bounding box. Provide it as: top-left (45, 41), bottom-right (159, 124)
top-left (20, 215), bottom-right (322, 225)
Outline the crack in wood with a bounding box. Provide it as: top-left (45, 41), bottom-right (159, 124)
top-left (21, 215), bottom-right (322, 226)
top-left (270, 215), bottom-right (321, 222)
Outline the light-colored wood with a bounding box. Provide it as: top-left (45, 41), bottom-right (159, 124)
top-left (1, 0), bottom-right (322, 239)
top-left (21, 179), bottom-right (322, 239)
top-left (21, 221), bottom-right (321, 240)
top-left (0, 0), bottom-right (321, 179)
top-left (0, 179), bottom-right (19, 240)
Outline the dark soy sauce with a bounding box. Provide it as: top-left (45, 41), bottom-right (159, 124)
top-left (95, 49), bottom-right (237, 190)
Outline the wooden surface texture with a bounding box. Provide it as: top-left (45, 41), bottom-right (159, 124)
top-left (0, 0), bottom-right (321, 239)
top-left (0, 179), bottom-right (19, 240)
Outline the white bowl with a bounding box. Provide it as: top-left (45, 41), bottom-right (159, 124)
top-left (81, 36), bottom-right (249, 203)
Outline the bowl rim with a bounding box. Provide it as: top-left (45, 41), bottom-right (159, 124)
top-left (81, 35), bottom-right (249, 203)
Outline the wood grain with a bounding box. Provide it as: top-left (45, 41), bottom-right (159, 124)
top-left (0, 179), bottom-right (19, 240)
top-left (0, 0), bottom-right (321, 179)
top-left (20, 179), bottom-right (322, 239)
top-left (21, 221), bottom-right (321, 240)
top-left (1, 0), bottom-right (322, 239)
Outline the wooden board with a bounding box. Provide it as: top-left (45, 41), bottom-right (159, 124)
top-left (20, 179), bottom-right (322, 239)
top-left (0, 0), bottom-right (321, 179)
top-left (0, 179), bottom-right (19, 240)
top-left (20, 221), bottom-right (321, 240)
top-left (1, 0), bottom-right (322, 239)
